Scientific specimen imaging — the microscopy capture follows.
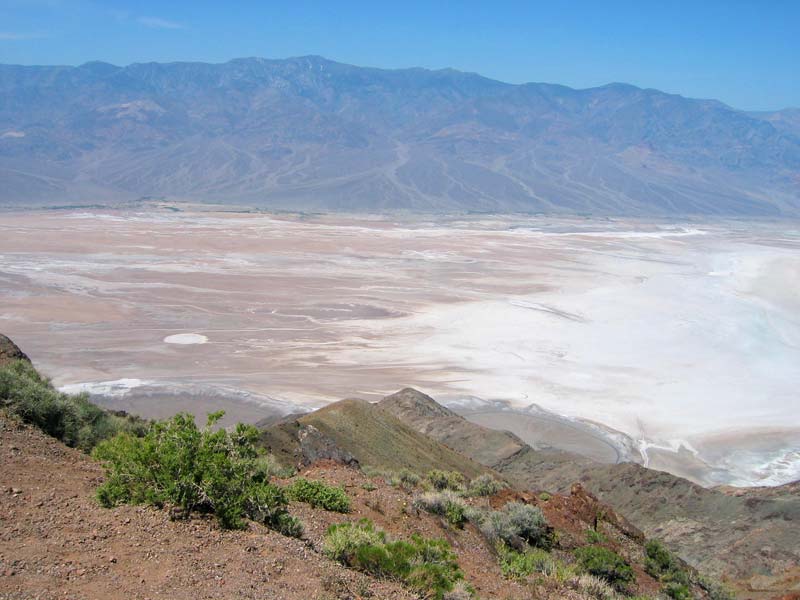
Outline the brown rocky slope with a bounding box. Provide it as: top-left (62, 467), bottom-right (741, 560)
top-left (1, 409), bottom-right (694, 600)
top-left (379, 388), bottom-right (800, 599)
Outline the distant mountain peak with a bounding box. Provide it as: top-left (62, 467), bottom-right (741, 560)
top-left (1, 56), bottom-right (798, 215)
top-left (380, 388), bottom-right (460, 418)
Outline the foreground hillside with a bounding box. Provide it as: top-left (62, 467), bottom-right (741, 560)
top-left (2, 410), bottom-right (710, 600)
top-left (2, 56), bottom-right (799, 215)
top-left (0, 413), bottom-right (417, 599)
top-left (1, 335), bottom-right (729, 600)
top-left (2, 335), bottom-right (795, 599)
top-left (377, 389), bottom-right (800, 597)
top-left (258, 386), bottom-right (800, 596)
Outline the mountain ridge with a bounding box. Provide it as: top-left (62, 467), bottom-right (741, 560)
top-left (377, 388), bottom-right (800, 593)
top-left (2, 55), bottom-right (799, 215)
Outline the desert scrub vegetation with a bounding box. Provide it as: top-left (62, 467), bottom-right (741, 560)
top-left (413, 490), bottom-right (467, 527)
top-left (361, 467), bottom-right (421, 490)
top-left (568, 573), bottom-right (620, 600)
top-left (643, 540), bottom-right (693, 599)
top-left (387, 468), bottom-right (422, 490)
top-left (697, 574), bottom-right (735, 600)
top-left (586, 528), bottom-right (608, 544)
top-left (464, 474), bottom-right (507, 497)
top-left (323, 519), bottom-right (466, 600)
top-left (92, 411), bottom-right (302, 535)
top-left (498, 544), bottom-right (563, 579)
top-left (0, 359), bottom-right (147, 451)
top-left (286, 478), bottom-right (351, 513)
top-left (396, 468), bottom-right (422, 489)
top-left (477, 501), bottom-right (553, 550)
top-left (573, 546), bottom-right (635, 593)
top-left (426, 469), bottom-right (465, 491)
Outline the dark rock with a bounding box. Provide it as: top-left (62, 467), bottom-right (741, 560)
top-left (0, 335), bottom-right (30, 366)
top-left (297, 424), bottom-right (359, 468)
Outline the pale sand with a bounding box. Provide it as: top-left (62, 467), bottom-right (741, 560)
top-left (164, 333), bottom-right (208, 345)
top-left (1, 209), bottom-right (798, 486)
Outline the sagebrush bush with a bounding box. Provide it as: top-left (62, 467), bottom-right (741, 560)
top-left (398, 469), bottom-right (421, 489)
top-left (287, 478), bottom-right (351, 512)
top-left (323, 519), bottom-right (465, 600)
top-left (498, 544), bottom-right (557, 579)
top-left (93, 411), bottom-right (301, 533)
top-left (480, 502), bottom-right (552, 550)
top-left (413, 491), bottom-right (467, 527)
top-left (462, 505), bottom-right (487, 525)
top-left (254, 454), bottom-right (296, 479)
top-left (324, 519), bottom-right (387, 563)
top-left (569, 573), bottom-right (619, 600)
top-left (465, 474), bottom-right (506, 497)
top-left (697, 575), bottom-right (735, 600)
top-left (573, 546), bottom-right (634, 592)
top-left (426, 469), bottom-right (465, 491)
top-left (0, 360), bottom-right (147, 451)
top-left (442, 580), bottom-right (475, 600)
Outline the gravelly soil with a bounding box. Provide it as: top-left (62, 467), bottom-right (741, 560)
top-left (0, 415), bottom-right (415, 600)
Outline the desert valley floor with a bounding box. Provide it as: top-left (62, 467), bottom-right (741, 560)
top-left (1, 208), bottom-right (798, 487)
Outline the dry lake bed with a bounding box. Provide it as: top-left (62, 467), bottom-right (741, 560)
top-left (1, 208), bottom-right (798, 487)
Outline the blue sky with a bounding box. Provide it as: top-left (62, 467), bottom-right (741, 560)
top-left (0, 0), bottom-right (798, 111)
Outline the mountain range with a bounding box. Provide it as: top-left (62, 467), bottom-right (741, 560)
top-left (258, 387), bottom-right (800, 593)
top-left (2, 55), bottom-right (799, 215)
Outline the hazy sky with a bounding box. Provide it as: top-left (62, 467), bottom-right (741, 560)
top-left (1, 0), bottom-right (798, 111)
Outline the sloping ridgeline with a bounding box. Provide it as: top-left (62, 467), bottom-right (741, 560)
top-left (1, 56), bottom-right (799, 215)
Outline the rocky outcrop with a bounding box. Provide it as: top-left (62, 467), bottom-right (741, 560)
top-left (0, 334), bottom-right (30, 366)
top-left (297, 424), bottom-right (359, 468)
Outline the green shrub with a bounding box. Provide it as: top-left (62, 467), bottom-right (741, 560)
top-left (287, 478), bottom-right (351, 513)
top-left (498, 545), bottom-right (557, 579)
top-left (0, 360), bottom-right (147, 451)
top-left (413, 491), bottom-right (467, 527)
top-left (445, 502), bottom-right (467, 528)
top-left (323, 519), bottom-right (464, 600)
top-left (644, 539), bottom-right (673, 577)
top-left (587, 529), bottom-right (607, 544)
top-left (573, 546), bottom-right (634, 592)
top-left (93, 411), bottom-right (300, 533)
top-left (398, 469), bottom-right (421, 489)
top-left (645, 539), bottom-right (694, 597)
top-left (273, 512), bottom-right (304, 538)
top-left (465, 474), bottom-right (506, 497)
top-left (324, 519), bottom-right (387, 563)
top-left (463, 505), bottom-right (487, 525)
top-left (480, 501), bottom-right (552, 549)
top-left (426, 469), bottom-right (465, 491)
top-left (664, 582), bottom-right (692, 600)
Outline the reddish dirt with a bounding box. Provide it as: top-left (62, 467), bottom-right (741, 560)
top-left (0, 413), bottom-right (699, 600)
top-left (285, 462), bottom-right (529, 600)
top-left (0, 415), bottom-right (413, 600)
